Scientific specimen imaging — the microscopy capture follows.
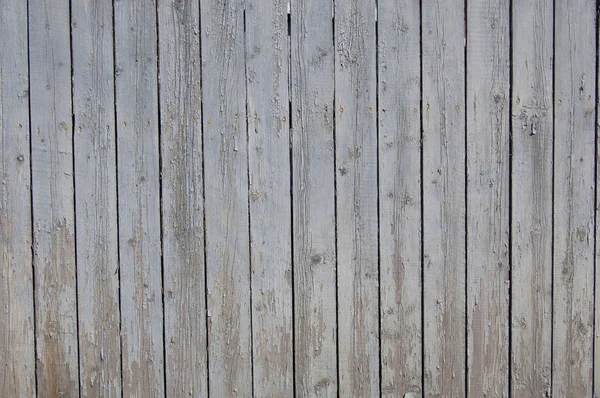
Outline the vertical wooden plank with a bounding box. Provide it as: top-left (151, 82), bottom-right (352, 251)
top-left (377, 0), bottom-right (422, 394)
top-left (553, 0), bottom-right (596, 395)
top-left (200, 0), bottom-right (253, 394)
top-left (71, 1), bottom-right (121, 395)
top-left (334, 0), bottom-right (378, 396)
top-left (114, 0), bottom-right (164, 395)
top-left (291, 0), bottom-right (337, 395)
top-left (422, 0), bottom-right (466, 396)
top-left (157, 0), bottom-right (208, 396)
top-left (511, 0), bottom-right (553, 396)
top-left (466, 0), bottom-right (510, 396)
top-left (28, 0), bottom-right (80, 395)
top-left (0, 1), bottom-right (36, 396)
top-left (246, 0), bottom-right (294, 395)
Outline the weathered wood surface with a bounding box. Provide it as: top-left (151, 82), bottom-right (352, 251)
top-left (553, 0), bottom-right (596, 395)
top-left (28, 0), bottom-right (80, 395)
top-left (71, 0), bottom-right (121, 395)
top-left (245, 0), bottom-right (294, 395)
top-left (158, 0), bottom-right (208, 396)
top-left (511, 0), bottom-right (554, 397)
top-left (114, 0), bottom-right (164, 395)
top-left (0, 1), bottom-right (36, 396)
top-left (422, 0), bottom-right (466, 396)
top-left (378, 0), bottom-right (422, 395)
top-left (466, 0), bottom-right (510, 397)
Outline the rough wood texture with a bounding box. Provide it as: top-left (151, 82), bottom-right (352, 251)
top-left (246, 0), bottom-right (294, 395)
top-left (114, 0), bottom-right (164, 395)
top-left (552, 0), bottom-right (596, 395)
top-left (377, 0), bottom-right (422, 395)
top-left (71, 1), bottom-right (121, 395)
top-left (0, 1), bottom-right (36, 396)
top-left (511, 0), bottom-right (553, 396)
top-left (334, 0), bottom-right (379, 396)
top-left (422, 0), bottom-right (466, 396)
top-left (28, 0), bottom-right (80, 395)
top-left (466, 0), bottom-right (510, 396)
top-left (200, 0), bottom-right (253, 394)
top-left (158, 0), bottom-right (208, 396)
top-left (291, 0), bottom-right (337, 395)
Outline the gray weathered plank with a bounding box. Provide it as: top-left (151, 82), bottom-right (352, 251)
top-left (422, 0), bottom-right (466, 396)
top-left (0, 1), bottom-right (36, 396)
top-left (334, 0), bottom-right (379, 396)
top-left (114, 0), bottom-right (164, 395)
top-left (28, 0), bottom-right (80, 395)
top-left (291, 0), bottom-right (338, 394)
top-left (377, 0), bottom-right (422, 395)
top-left (511, 0), bottom-right (553, 396)
top-left (245, 0), bottom-right (294, 395)
top-left (552, 0), bottom-right (596, 395)
top-left (157, 0), bottom-right (208, 396)
top-left (200, 0), bottom-right (253, 394)
top-left (71, 0), bottom-right (121, 395)
top-left (466, 0), bottom-right (510, 396)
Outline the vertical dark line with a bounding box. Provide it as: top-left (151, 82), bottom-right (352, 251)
top-left (374, 0), bottom-right (382, 395)
top-left (419, 0), bottom-right (425, 395)
top-left (332, 0), bottom-right (340, 396)
top-left (508, 0), bottom-right (514, 394)
top-left (550, 0), bottom-right (556, 394)
top-left (25, 0), bottom-right (39, 394)
top-left (593, 1), bottom-right (600, 396)
top-left (463, 0), bottom-right (468, 396)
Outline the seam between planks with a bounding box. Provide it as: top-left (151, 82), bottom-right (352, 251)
top-left (463, 0), bottom-right (468, 395)
top-left (374, 0), bottom-right (382, 395)
top-left (508, 0), bottom-right (513, 394)
top-left (419, 0), bottom-right (425, 395)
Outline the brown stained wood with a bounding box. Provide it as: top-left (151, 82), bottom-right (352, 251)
top-left (200, 0), bottom-right (253, 394)
top-left (511, 0), bottom-right (553, 396)
top-left (28, 0), bottom-right (80, 395)
top-left (71, 0), bottom-right (121, 395)
top-left (0, 1), bottom-right (36, 396)
top-left (114, 0), bottom-right (164, 395)
top-left (553, 0), bottom-right (596, 395)
top-left (246, 0), bottom-right (294, 395)
top-left (291, 0), bottom-right (338, 395)
top-left (334, 0), bottom-right (379, 396)
top-left (466, 0), bottom-right (510, 396)
top-left (377, 0), bottom-right (422, 395)
top-left (422, 0), bottom-right (466, 396)
top-left (158, 0), bottom-right (208, 396)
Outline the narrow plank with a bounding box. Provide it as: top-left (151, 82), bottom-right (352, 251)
top-left (290, 0), bottom-right (337, 394)
top-left (552, 0), bottom-right (596, 395)
top-left (245, 0), bottom-right (294, 395)
top-left (71, 1), bottom-right (121, 395)
top-left (157, 0), bottom-right (208, 396)
top-left (0, 1), bottom-right (36, 395)
top-left (199, 0), bottom-right (253, 394)
top-left (466, 0), bottom-right (510, 396)
top-left (334, 0), bottom-right (379, 395)
top-left (28, 0), bottom-right (80, 395)
top-left (377, 0), bottom-right (422, 394)
top-left (511, 0), bottom-right (553, 396)
top-left (114, 0), bottom-right (164, 395)
top-left (422, 0), bottom-right (466, 396)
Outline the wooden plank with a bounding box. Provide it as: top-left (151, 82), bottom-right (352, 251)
top-left (422, 0), bottom-right (466, 396)
top-left (334, 0), bottom-right (378, 396)
top-left (245, 0), bottom-right (294, 395)
top-left (199, 0), bottom-right (253, 394)
top-left (157, 0), bottom-right (208, 396)
top-left (511, 0), bottom-right (553, 396)
top-left (0, 1), bottom-right (36, 396)
top-left (290, 0), bottom-right (337, 394)
top-left (28, 0), bottom-right (80, 395)
top-left (552, 0), bottom-right (596, 395)
top-left (465, 0), bottom-right (510, 396)
top-left (114, 0), bottom-right (164, 395)
top-left (377, 0), bottom-right (422, 394)
top-left (71, 1), bottom-right (121, 395)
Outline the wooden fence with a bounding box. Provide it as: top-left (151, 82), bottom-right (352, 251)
top-left (1, 0), bottom-right (599, 396)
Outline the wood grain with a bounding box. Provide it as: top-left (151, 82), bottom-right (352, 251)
top-left (0, 1), bottom-right (36, 395)
top-left (114, 0), bottom-right (164, 395)
top-left (511, 0), bottom-right (553, 396)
